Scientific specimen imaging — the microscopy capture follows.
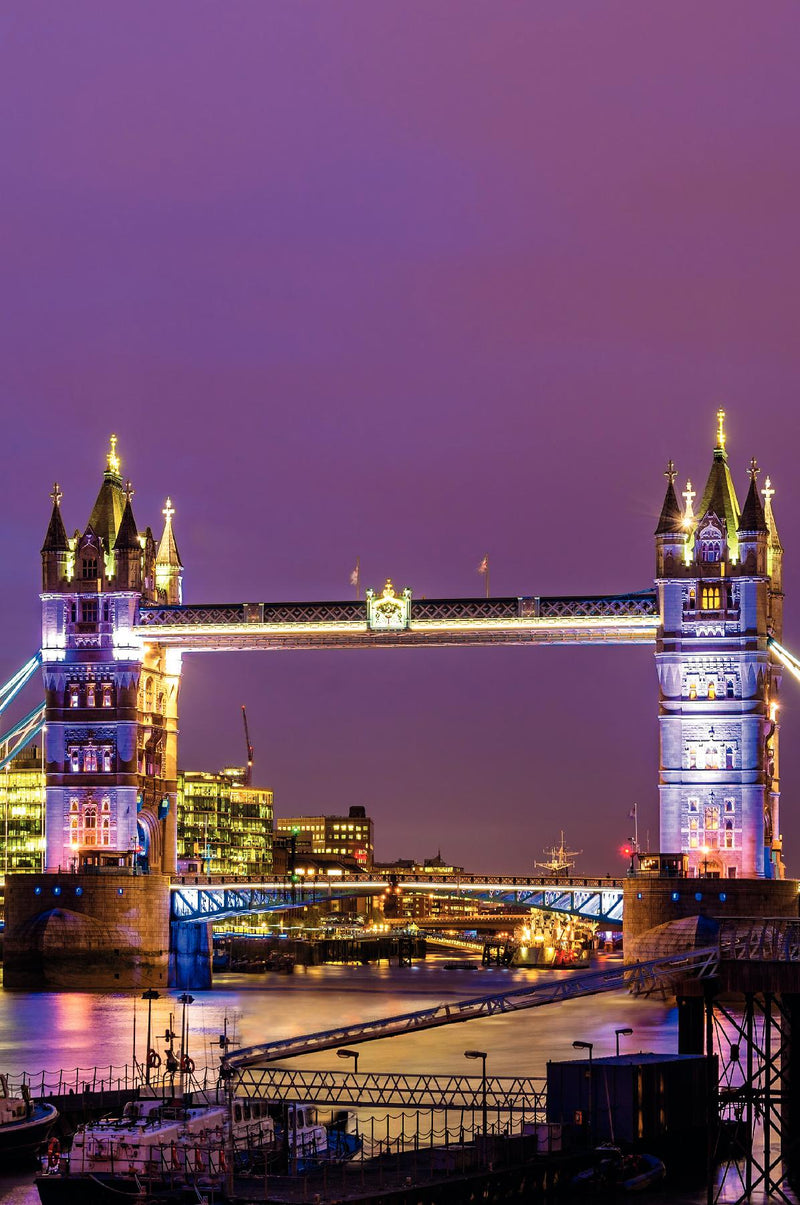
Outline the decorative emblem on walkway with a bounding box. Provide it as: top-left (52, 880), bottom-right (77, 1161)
top-left (366, 579), bottom-right (412, 631)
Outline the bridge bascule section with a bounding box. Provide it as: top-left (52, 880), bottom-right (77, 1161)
top-left (1, 415), bottom-right (796, 990)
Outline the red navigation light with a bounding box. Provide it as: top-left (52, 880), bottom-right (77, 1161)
top-left (620, 845), bottom-right (632, 858)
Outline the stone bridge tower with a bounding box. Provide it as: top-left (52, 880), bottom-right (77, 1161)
top-left (39, 437), bottom-right (183, 877)
top-left (655, 412), bottom-right (784, 879)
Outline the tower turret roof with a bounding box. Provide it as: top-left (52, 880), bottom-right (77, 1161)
top-left (737, 462), bottom-right (768, 533)
top-left (156, 497), bottom-right (182, 568)
top-left (695, 411), bottom-right (740, 551)
top-left (655, 461), bottom-right (684, 535)
top-left (114, 485), bottom-right (140, 551)
top-left (41, 483), bottom-right (69, 553)
top-left (87, 435), bottom-right (126, 556)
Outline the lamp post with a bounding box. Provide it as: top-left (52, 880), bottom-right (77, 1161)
top-left (701, 845), bottom-right (710, 878)
top-left (142, 988), bottom-right (160, 1085)
top-left (615, 1027), bottom-right (633, 1058)
top-left (337, 1048), bottom-right (359, 1076)
top-left (572, 1040), bottom-right (594, 1145)
top-left (464, 1050), bottom-right (488, 1156)
top-left (178, 993), bottom-right (194, 1085)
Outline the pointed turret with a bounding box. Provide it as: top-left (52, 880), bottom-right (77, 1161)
top-left (654, 460), bottom-right (687, 577)
top-left (87, 435), bottom-right (126, 572)
top-left (694, 409), bottom-right (740, 560)
top-left (41, 482), bottom-right (71, 589)
top-left (114, 482), bottom-right (142, 590)
top-left (155, 498), bottom-right (182, 604)
top-left (737, 461), bottom-right (768, 534)
top-left (655, 462), bottom-right (684, 535)
top-left (762, 475), bottom-right (784, 638)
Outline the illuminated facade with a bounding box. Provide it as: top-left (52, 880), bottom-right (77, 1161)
top-left (1, 744), bottom-right (45, 879)
top-left (655, 413), bottom-right (783, 878)
top-left (275, 807), bottom-right (374, 869)
top-left (177, 769), bottom-right (274, 877)
top-left (40, 438), bottom-right (183, 873)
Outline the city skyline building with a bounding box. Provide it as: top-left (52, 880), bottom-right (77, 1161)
top-left (0, 744), bottom-right (45, 880)
top-left (655, 413), bottom-right (783, 879)
top-left (177, 767), bottom-right (273, 877)
top-left (275, 806), bottom-right (374, 870)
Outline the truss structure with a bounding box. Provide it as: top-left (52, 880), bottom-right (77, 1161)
top-left (224, 946), bottom-right (719, 1070)
top-left (168, 874), bottom-right (625, 925)
top-left (137, 591), bottom-right (659, 651)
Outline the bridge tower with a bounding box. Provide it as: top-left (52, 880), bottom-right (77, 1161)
top-left (655, 412), bottom-right (784, 879)
top-left (39, 437), bottom-right (183, 877)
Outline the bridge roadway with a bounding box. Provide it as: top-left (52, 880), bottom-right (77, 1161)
top-left (136, 591), bottom-right (659, 650)
top-left (170, 873), bottom-right (626, 926)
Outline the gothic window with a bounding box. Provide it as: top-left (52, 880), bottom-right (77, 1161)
top-left (102, 601), bottom-right (110, 622)
top-left (689, 748), bottom-right (697, 769)
top-left (724, 821), bottom-right (734, 848)
top-left (689, 818), bottom-right (699, 832)
top-left (69, 602), bottom-right (77, 623)
top-left (689, 681), bottom-right (698, 700)
top-left (101, 797), bottom-right (110, 812)
top-left (68, 684), bottom-right (80, 708)
top-left (156, 692), bottom-right (165, 714)
top-left (69, 747), bottom-right (80, 773)
top-left (704, 804), bottom-right (720, 831)
top-left (688, 798), bottom-right (699, 813)
top-left (83, 806), bottom-right (97, 846)
top-left (706, 832), bottom-right (719, 849)
top-left (83, 747), bottom-right (98, 773)
top-left (143, 678), bottom-right (154, 711)
top-left (705, 746), bottom-right (720, 770)
top-left (697, 524), bottom-right (723, 564)
top-left (86, 682), bottom-right (96, 708)
top-left (101, 817), bottom-right (111, 846)
top-left (81, 599), bottom-right (99, 624)
top-left (69, 817), bottom-right (79, 845)
top-left (102, 748), bottom-right (113, 773)
top-left (102, 683), bottom-right (113, 707)
top-left (688, 588), bottom-right (696, 609)
top-left (707, 681), bottom-right (717, 700)
top-left (69, 799), bottom-right (79, 813)
top-left (689, 835), bottom-right (699, 849)
top-left (701, 586), bottom-right (722, 610)
top-left (81, 556), bottom-right (98, 579)
top-left (726, 680), bottom-right (735, 698)
top-left (724, 799), bottom-right (735, 813)
top-left (725, 746), bottom-right (734, 770)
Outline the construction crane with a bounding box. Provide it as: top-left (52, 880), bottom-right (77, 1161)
top-left (241, 704), bottom-right (254, 786)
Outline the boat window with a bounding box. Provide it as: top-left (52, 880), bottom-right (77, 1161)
top-left (234, 1104), bottom-right (242, 1122)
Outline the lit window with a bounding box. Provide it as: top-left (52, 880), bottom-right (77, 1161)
top-left (707, 681), bottom-right (716, 700)
top-left (102, 748), bottom-right (113, 773)
top-left (688, 798), bottom-right (699, 813)
top-left (102, 684), bottom-right (113, 707)
top-left (724, 799), bottom-right (734, 814)
top-left (689, 681), bottom-right (697, 700)
top-left (69, 748), bottom-right (80, 773)
top-left (701, 586), bottom-right (722, 610)
top-left (69, 685), bottom-right (80, 708)
top-left (86, 683), bottom-right (96, 708)
top-left (725, 747), bottom-right (734, 770)
top-left (84, 747), bottom-right (98, 773)
top-left (704, 805), bottom-right (720, 831)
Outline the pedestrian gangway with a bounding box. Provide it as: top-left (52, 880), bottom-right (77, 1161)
top-left (224, 946), bottom-right (720, 1070)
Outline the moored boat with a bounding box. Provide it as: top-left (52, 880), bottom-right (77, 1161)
top-left (0, 1075), bottom-right (59, 1164)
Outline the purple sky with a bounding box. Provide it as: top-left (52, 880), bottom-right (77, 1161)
top-left (2, 3), bottom-right (800, 874)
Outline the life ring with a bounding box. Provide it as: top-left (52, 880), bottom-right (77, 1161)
top-left (147, 1048), bottom-right (162, 1069)
top-left (47, 1138), bottom-right (60, 1167)
top-left (194, 1146), bottom-right (205, 1171)
top-left (180, 1055), bottom-right (195, 1073)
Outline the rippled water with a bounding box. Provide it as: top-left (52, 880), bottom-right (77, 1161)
top-left (0, 953), bottom-right (682, 1203)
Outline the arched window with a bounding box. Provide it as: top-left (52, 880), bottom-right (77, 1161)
top-left (724, 821), bottom-right (734, 848)
top-left (701, 585), bottom-right (722, 610)
top-left (69, 817), bottom-right (79, 845)
top-left (81, 556), bottom-right (98, 579)
top-left (705, 804), bottom-right (720, 831)
top-left (726, 680), bottom-right (735, 699)
top-left (689, 748), bottom-right (697, 769)
top-left (83, 806), bottom-right (98, 846)
top-left (689, 681), bottom-right (698, 700)
top-left (725, 746), bottom-right (734, 770)
top-left (102, 748), bottom-right (113, 773)
top-left (705, 746), bottom-right (720, 770)
top-left (688, 588), bottom-right (696, 609)
top-left (86, 682), bottom-right (96, 708)
top-left (707, 681), bottom-right (716, 699)
top-left (101, 817), bottom-right (111, 846)
top-left (83, 746), bottom-right (98, 773)
top-left (69, 747), bottom-right (80, 773)
top-left (102, 683), bottom-right (113, 708)
top-left (68, 683), bottom-right (80, 708)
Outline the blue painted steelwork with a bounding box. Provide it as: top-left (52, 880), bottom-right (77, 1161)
top-left (169, 875), bottom-right (625, 925)
top-left (0, 701), bottom-right (46, 771)
top-left (0, 655), bottom-right (41, 718)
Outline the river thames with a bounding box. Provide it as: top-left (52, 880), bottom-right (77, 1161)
top-left (0, 951), bottom-right (683, 1202)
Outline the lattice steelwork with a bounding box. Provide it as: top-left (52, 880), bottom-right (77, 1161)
top-left (169, 874), bottom-right (625, 925)
top-left (234, 1067), bottom-right (546, 1114)
top-left (224, 947), bottom-right (720, 1069)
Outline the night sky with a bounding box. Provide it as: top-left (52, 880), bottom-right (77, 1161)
top-left (2, 4), bottom-right (800, 874)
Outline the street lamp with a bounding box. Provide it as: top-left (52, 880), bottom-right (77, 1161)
top-left (464, 1050), bottom-right (488, 1152)
top-left (615, 1027), bottom-right (633, 1058)
top-left (178, 993), bottom-right (194, 1080)
top-left (572, 1041), bottom-right (594, 1145)
top-left (142, 988), bottom-right (160, 1085)
top-left (701, 845), bottom-right (710, 878)
top-left (337, 1048), bottom-right (359, 1075)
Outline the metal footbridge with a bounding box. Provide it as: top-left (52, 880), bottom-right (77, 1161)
top-left (169, 873), bottom-right (627, 926)
top-left (224, 946), bottom-right (720, 1071)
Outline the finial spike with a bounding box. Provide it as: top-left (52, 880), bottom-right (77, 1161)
top-left (107, 434), bottom-right (121, 475)
top-left (762, 476), bottom-right (775, 506)
top-left (749, 456), bottom-right (760, 482)
top-left (162, 497), bottom-right (175, 523)
top-left (664, 459), bottom-right (677, 484)
top-left (682, 479), bottom-right (696, 525)
top-left (716, 408), bottom-right (726, 451)
top-left (50, 482), bottom-right (63, 507)
top-left (125, 480), bottom-right (135, 502)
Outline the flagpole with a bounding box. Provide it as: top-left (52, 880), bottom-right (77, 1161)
top-left (486, 557), bottom-right (489, 599)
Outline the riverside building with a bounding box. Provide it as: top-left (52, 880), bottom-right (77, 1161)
top-left (275, 806), bottom-right (373, 870)
top-left (0, 744), bottom-right (46, 881)
top-left (177, 768), bottom-right (273, 877)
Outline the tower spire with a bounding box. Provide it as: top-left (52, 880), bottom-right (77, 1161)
top-left (715, 408), bottom-right (726, 455)
top-left (156, 496), bottom-right (183, 604)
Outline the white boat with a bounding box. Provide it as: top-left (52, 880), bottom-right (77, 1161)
top-left (0, 1075), bottom-right (59, 1163)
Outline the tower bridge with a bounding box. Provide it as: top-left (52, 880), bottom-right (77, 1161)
top-left (3, 413), bottom-right (797, 989)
